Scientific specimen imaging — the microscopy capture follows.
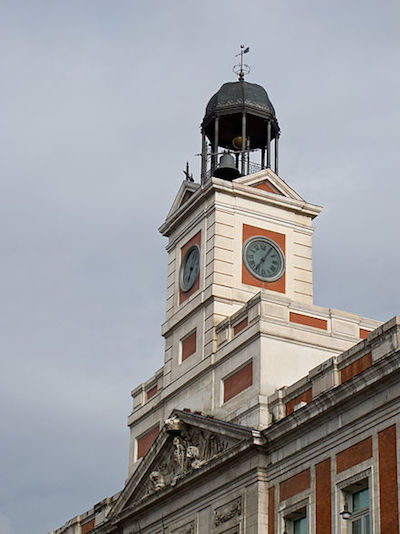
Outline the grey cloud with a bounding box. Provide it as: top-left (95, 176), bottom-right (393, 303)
top-left (0, 1), bottom-right (399, 533)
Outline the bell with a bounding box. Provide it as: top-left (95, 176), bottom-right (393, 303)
top-left (213, 152), bottom-right (241, 181)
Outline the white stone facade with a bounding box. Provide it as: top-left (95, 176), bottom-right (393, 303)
top-left (52, 168), bottom-right (398, 534)
top-left (128, 169), bottom-right (380, 474)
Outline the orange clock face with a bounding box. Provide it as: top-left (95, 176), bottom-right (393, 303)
top-left (242, 224), bottom-right (286, 294)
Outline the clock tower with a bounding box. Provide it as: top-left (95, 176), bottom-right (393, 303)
top-left (127, 70), bottom-right (380, 475)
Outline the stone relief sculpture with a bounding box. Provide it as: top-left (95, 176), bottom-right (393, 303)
top-left (143, 419), bottom-right (232, 500)
top-left (173, 437), bottom-right (186, 473)
top-left (186, 444), bottom-right (205, 470)
top-left (164, 416), bottom-right (181, 434)
top-left (214, 497), bottom-right (242, 526)
top-left (149, 471), bottom-right (165, 491)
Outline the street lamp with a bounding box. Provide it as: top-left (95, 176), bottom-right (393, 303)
top-left (340, 502), bottom-right (352, 520)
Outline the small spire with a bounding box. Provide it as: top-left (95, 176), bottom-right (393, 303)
top-left (233, 44), bottom-right (250, 81)
top-left (183, 161), bottom-right (194, 182)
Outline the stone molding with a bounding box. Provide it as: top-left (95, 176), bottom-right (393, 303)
top-left (171, 520), bottom-right (195, 534)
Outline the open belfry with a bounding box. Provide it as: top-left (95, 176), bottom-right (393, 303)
top-left (53, 51), bottom-right (400, 534)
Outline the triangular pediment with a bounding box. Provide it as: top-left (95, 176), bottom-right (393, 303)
top-left (234, 168), bottom-right (305, 201)
top-left (166, 181), bottom-right (201, 219)
top-left (109, 411), bottom-right (260, 518)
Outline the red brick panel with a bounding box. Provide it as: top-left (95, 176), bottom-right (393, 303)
top-left (146, 384), bottom-right (158, 401)
top-left (223, 361), bottom-right (253, 403)
top-left (137, 425), bottom-right (159, 459)
top-left (285, 388), bottom-right (312, 416)
top-left (336, 437), bottom-right (372, 473)
top-left (268, 486), bottom-right (275, 534)
top-left (233, 317), bottom-right (248, 336)
top-left (81, 519), bottom-right (95, 534)
top-left (181, 330), bottom-right (197, 361)
top-left (254, 182), bottom-right (279, 194)
top-left (289, 312), bottom-right (328, 330)
top-left (279, 469), bottom-right (311, 501)
top-left (315, 459), bottom-right (331, 534)
top-left (179, 190), bottom-right (194, 207)
top-left (179, 231), bottom-right (201, 305)
top-left (340, 353), bottom-right (372, 383)
top-left (242, 224), bottom-right (286, 294)
top-left (359, 328), bottom-right (371, 339)
top-left (378, 425), bottom-right (399, 532)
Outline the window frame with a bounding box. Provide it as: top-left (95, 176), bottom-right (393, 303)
top-left (280, 497), bottom-right (310, 534)
top-left (346, 485), bottom-right (370, 534)
top-left (336, 468), bottom-right (373, 534)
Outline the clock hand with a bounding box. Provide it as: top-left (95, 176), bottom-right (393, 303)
top-left (255, 248), bottom-right (272, 269)
top-left (185, 263), bottom-right (195, 284)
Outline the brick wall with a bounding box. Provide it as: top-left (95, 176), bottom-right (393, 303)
top-left (223, 361), bottom-right (253, 403)
top-left (137, 425), bottom-right (159, 460)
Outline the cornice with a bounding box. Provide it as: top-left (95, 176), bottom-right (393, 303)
top-left (262, 349), bottom-right (400, 448)
top-left (159, 177), bottom-right (322, 238)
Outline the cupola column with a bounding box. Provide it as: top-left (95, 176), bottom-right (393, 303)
top-left (201, 128), bottom-right (207, 184)
top-left (267, 120), bottom-right (272, 168)
top-left (241, 112), bottom-right (247, 175)
top-left (212, 117), bottom-right (219, 173)
top-left (274, 134), bottom-right (279, 175)
top-left (261, 147), bottom-right (265, 169)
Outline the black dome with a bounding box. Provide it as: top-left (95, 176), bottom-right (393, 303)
top-left (203, 80), bottom-right (276, 125)
top-left (201, 80), bottom-right (279, 151)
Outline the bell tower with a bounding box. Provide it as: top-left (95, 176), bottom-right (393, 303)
top-left (127, 55), bottom-right (380, 475)
top-left (201, 45), bottom-right (280, 181)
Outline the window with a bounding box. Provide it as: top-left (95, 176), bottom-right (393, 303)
top-left (283, 508), bottom-right (307, 534)
top-left (349, 488), bottom-right (370, 534)
top-left (341, 478), bottom-right (370, 534)
top-left (294, 516), bottom-right (307, 534)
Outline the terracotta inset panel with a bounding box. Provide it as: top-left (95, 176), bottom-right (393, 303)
top-left (253, 182), bottom-right (279, 194)
top-left (81, 519), bottom-right (95, 534)
top-left (378, 425), bottom-right (399, 532)
top-left (285, 388), bottom-right (312, 416)
top-left (223, 361), bottom-right (253, 403)
top-left (316, 459), bottom-right (331, 534)
top-left (336, 437), bottom-right (372, 473)
top-left (179, 190), bottom-right (194, 208)
top-left (359, 328), bottom-right (371, 339)
top-left (146, 384), bottom-right (158, 401)
top-left (280, 469), bottom-right (310, 501)
top-left (179, 231), bottom-right (201, 305)
top-left (340, 353), bottom-right (372, 383)
top-left (289, 312), bottom-right (327, 330)
top-left (181, 330), bottom-right (197, 362)
top-left (268, 486), bottom-right (275, 534)
top-left (137, 425), bottom-right (159, 460)
top-left (233, 317), bottom-right (248, 336)
top-left (242, 224), bottom-right (286, 294)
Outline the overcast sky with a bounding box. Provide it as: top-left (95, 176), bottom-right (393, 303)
top-left (0, 1), bottom-right (399, 533)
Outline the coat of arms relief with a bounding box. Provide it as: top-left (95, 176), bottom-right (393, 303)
top-left (132, 418), bottom-right (234, 504)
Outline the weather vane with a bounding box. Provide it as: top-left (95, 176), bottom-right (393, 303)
top-left (233, 44), bottom-right (250, 81)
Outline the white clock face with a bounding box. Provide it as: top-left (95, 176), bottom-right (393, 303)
top-left (243, 236), bottom-right (285, 282)
top-left (179, 245), bottom-right (200, 292)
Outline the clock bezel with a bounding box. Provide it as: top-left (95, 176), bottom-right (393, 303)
top-left (242, 235), bottom-right (285, 283)
top-left (179, 244), bottom-right (200, 293)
